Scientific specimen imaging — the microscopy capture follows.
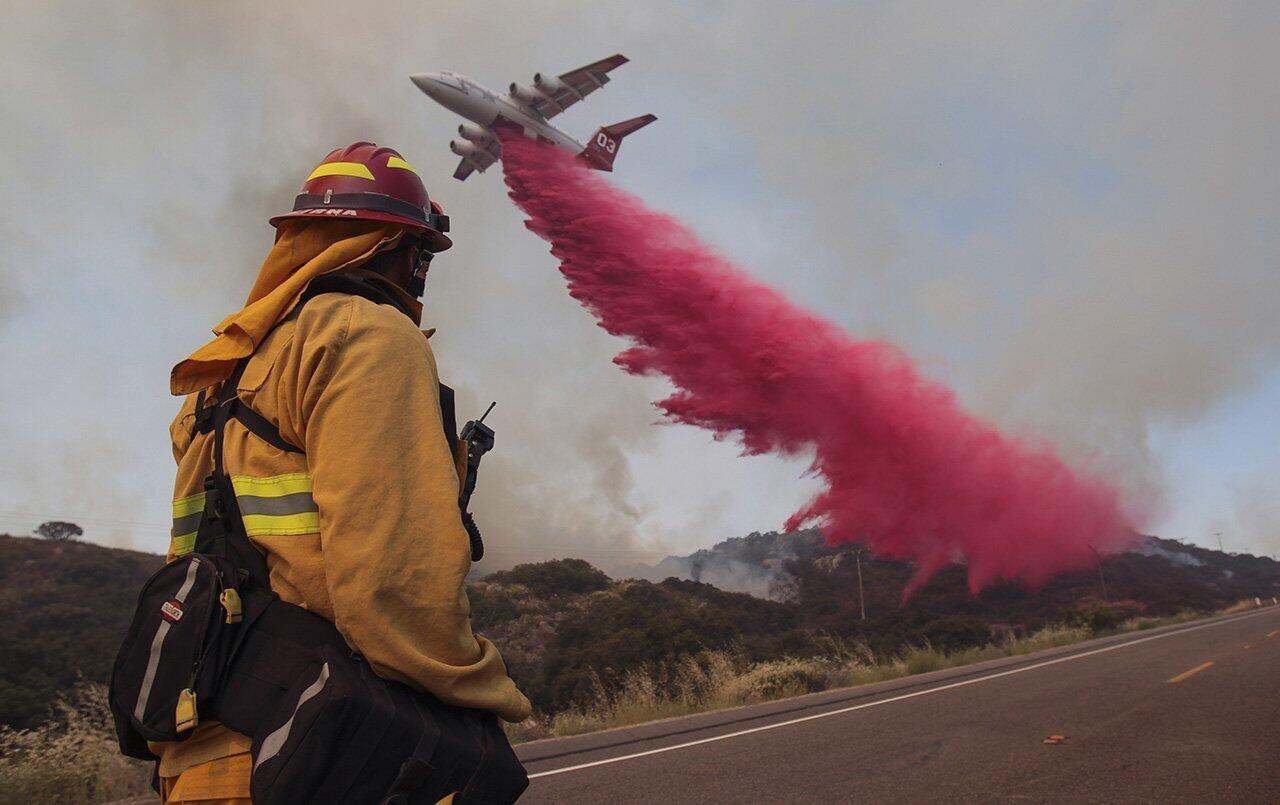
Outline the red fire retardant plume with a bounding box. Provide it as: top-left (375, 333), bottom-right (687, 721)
top-left (500, 135), bottom-right (1138, 596)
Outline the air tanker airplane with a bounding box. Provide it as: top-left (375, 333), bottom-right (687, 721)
top-left (410, 54), bottom-right (656, 181)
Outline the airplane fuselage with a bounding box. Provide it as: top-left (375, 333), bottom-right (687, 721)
top-left (412, 57), bottom-right (655, 180)
top-left (411, 72), bottom-right (586, 152)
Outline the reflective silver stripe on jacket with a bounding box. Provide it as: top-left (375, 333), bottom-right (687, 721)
top-left (254, 662), bottom-right (331, 773)
top-left (236, 491), bottom-right (316, 518)
top-left (170, 511), bottom-right (204, 541)
top-left (134, 558), bottom-right (202, 723)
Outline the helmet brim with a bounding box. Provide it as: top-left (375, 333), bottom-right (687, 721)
top-left (269, 209), bottom-right (453, 252)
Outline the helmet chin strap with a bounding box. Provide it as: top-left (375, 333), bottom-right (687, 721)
top-left (364, 234), bottom-right (432, 298)
top-left (407, 270), bottom-right (427, 299)
top-left (407, 244), bottom-right (433, 299)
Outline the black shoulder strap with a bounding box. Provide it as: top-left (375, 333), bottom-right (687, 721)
top-left (438, 383), bottom-right (458, 456)
top-left (194, 362), bottom-right (303, 455)
top-left (193, 359), bottom-right (273, 587)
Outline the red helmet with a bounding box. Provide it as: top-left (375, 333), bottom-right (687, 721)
top-left (270, 141), bottom-right (452, 251)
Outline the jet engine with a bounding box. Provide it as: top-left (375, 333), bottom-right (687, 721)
top-left (457, 123), bottom-right (491, 142)
top-left (449, 139), bottom-right (479, 157)
top-left (533, 72), bottom-right (568, 95)
top-left (508, 82), bottom-right (544, 105)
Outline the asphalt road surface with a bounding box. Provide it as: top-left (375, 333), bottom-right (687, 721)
top-left (517, 605), bottom-right (1280, 803)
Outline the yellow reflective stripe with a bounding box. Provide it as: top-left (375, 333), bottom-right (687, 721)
top-left (231, 473), bottom-right (313, 498)
top-left (306, 161), bottom-right (375, 181)
top-left (241, 512), bottom-right (320, 537)
top-left (170, 532), bottom-right (197, 557)
top-left (172, 492), bottom-right (205, 554)
top-left (235, 473), bottom-right (317, 535)
top-left (386, 156), bottom-right (417, 174)
top-left (170, 475), bottom-right (318, 546)
top-left (172, 492), bottom-right (206, 518)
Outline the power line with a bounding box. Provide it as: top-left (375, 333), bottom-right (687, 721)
top-left (0, 510), bottom-right (171, 535)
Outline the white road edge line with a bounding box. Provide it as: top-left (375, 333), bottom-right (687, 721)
top-left (529, 607), bottom-right (1277, 779)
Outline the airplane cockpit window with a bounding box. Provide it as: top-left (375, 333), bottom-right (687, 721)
top-left (437, 73), bottom-right (467, 92)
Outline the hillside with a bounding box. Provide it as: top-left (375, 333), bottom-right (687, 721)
top-left (470, 559), bottom-right (822, 711)
top-left (2, 531), bottom-right (1278, 730)
top-left (0, 536), bottom-right (162, 729)
top-left (0, 535), bottom-right (819, 728)
top-left (644, 530), bottom-right (1280, 657)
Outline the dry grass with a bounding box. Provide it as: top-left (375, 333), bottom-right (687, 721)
top-left (1120, 609), bottom-right (1199, 631)
top-left (545, 655), bottom-right (742, 737)
top-left (514, 612), bottom-right (1246, 742)
top-left (1219, 598), bottom-right (1266, 615)
top-left (0, 682), bottom-right (151, 804)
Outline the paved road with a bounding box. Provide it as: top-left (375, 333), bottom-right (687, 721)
top-left (518, 606), bottom-right (1280, 803)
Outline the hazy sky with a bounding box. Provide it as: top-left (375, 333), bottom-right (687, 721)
top-left (1, 1), bottom-right (1277, 568)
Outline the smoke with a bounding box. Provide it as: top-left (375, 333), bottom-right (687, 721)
top-left (637, 532), bottom-right (810, 600)
top-left (501, 135), bottom-right (1140, 594)
top-left (1230, 479), bottom-right (1280, 559)
top-left (1132, 538), bottom-right (1205, 568)
top-left (728, 4), bottom-right (1280, 520)
top-left (0, 1), bottom-right (675, 566)
top-left (642, 554), bottom-right (787, 600)
top-left (3, 1), bottom-right (1277, 564)
top-left (454, 355), bottom-right (670, 572)
top-left (0, 230), bottom-right (22, 326)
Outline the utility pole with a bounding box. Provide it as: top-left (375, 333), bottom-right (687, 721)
top-left (1214, 532), bottom-right (1225, 553)
top-left (855, 549), bottom-right (867, 621)
top-left (1090, 546), bottom-right (1109, 603)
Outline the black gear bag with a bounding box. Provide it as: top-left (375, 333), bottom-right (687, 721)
top-left (108, 283), bottom-right (528, 804)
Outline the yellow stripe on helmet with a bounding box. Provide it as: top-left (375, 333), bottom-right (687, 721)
top-left (306, 161), bottom-right (376, 182)
top-left (386, 156), bottom-right (417, 174)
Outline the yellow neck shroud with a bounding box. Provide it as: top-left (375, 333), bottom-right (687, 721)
top-left (171, 220), bottom-right (405, 395)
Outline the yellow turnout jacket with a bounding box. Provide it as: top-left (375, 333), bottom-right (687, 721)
top-left (154, 221), bottom-right (530, 777)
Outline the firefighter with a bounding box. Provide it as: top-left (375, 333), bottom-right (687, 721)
top-left (156, 142), bottom-right (531, 803)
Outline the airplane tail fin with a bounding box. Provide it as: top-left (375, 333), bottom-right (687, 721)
top-left (582, 114), bottom-right (657, 171)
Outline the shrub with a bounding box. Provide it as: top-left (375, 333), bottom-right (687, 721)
top-left (1017, 624), bottom-right (1090, 652)
top-left (468, 587), bottom-right (520, 630)
top-left (1057, 604), bottom-right (1120, 633)
top-left (722, 657), bottom-right (831, 702)
top-left (483, 558), bottom-right (611, 598)
top-left (916, 616), bottom-right (991, 652)
top-left (902, 645), bottom-right (947, 675)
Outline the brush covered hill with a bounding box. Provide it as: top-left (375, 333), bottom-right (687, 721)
top-left (646, 530), bottom-right (1280, 655)
top-left (2, 530), bottom-right (1278, 728)
top-left (0, 535), bottom-right (162, 729)
top-left (469, 559), bottom-right (822, 711)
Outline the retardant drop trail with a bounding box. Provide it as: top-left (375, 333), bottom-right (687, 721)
top-left (500, 135), bottom-right (1139, 595)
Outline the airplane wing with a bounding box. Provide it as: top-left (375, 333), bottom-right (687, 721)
top-left (525, 54), bottom-right (629, 120)
top-left (452, 143), bottom-right (500, 181)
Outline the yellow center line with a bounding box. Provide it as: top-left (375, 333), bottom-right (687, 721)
top-left (1267, 629), bottom-right (1279, 638)
top-left (1167, 661), bottom-right (1214, 683)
